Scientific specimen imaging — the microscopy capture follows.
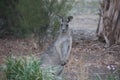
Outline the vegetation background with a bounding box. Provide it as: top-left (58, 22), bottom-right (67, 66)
top-left (0, 0), bottom-right (120, 80)
top-left (0, 0), bottom-right (74, 38)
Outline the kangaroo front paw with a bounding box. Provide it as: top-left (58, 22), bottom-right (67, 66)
top-left (60, 60), bottom-right (68, 66)
top-left (61, 61), bottom-right (66, 66)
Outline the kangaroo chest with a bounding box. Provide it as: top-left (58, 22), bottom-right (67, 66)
top-left (56, 36), bottom-right (70, 45)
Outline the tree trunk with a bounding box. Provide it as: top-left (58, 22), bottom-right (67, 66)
top-left (97, 0), bottom-right (120, 47)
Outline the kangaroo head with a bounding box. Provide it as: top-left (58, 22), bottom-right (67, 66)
top-left (58, 16), bottom-right (73, 33)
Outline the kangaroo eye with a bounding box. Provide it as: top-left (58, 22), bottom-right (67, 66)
top-left (61, 24), bottom-right (63, 26)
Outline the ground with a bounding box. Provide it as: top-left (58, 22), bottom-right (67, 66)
top-left (63, 14), bottom-right (120, 80)
top-left (0, 14), bottom-right (120, 80)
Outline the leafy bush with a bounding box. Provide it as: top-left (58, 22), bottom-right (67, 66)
top-left (3, 55), bottom-right (42, 80)
top-left (0, 0), bottom-right (16, 37)
top-left (0, 0), bottom-right (74, 38)
top-left (1, 55), bottom-right (64, 80)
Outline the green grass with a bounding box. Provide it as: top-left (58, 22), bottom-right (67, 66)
top-left (3, 55), bottom-right (42, 80)
top-left (95, 71), bottom-right (120, 80)
top-left (0, 55), bottom-right (64, 80)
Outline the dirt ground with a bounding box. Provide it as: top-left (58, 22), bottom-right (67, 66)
top-left (64, 40), bottom-right (120, 80)
top-left (0, 14), bottom-right (120, 80)
top-left (64, 14), bottom-right (120, 80)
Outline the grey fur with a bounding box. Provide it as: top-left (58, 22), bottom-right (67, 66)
top-left (40, 16), bottom-right (73, 76)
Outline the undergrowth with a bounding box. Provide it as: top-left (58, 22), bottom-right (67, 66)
top-left (0, 55), bottom-right (64, 80)
top-left (95, 70), bottom-right (120, 80)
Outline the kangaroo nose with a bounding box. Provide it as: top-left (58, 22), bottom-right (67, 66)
top-left (62, 29), bottom-right (65, 32)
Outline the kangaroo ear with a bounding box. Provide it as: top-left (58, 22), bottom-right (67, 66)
top-left (67, 16), bottom-right (73, 22)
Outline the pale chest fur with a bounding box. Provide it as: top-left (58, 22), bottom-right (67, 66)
top-left (55, 34), bottom-right (72, 45)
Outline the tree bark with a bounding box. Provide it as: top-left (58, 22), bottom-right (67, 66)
top-left (97, 0), bottom-right (120, 47)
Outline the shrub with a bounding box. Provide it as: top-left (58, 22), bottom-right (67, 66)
top-left (3, 55), bottom-right (42, 80)
top-left (0, 0), bottom-right (74, 38)
top-left (1, 55), bottom-right (64, 80)
top-left (0, 0), bottom-right (17, 37)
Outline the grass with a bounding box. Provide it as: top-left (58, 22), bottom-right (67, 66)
top-left (0, 55), bottom-right (64, 80)
top-left (95, 70), bottom-right (120, 80)
top-left (2, 55), bottom-right (42, 80)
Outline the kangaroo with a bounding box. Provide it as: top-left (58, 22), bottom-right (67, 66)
top-left (40, 16), bottom-right (73, 75)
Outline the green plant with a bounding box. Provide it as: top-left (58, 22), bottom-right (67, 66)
top-left (42, 66), bottom-right (63, 80)
top-left (3, 55), bottom-right (42, 80)
top-left (1, 55), bottom-right (65, 80)
top-left (0, 0), bottom-right (74, 38)
top-left (0, 0), bottom-right (16, 37)
top-left (95, 70), bottom-right (120, 80)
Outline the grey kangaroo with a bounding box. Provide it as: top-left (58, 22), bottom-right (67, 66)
top-left (40, 16), bottom-right (73, 76)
